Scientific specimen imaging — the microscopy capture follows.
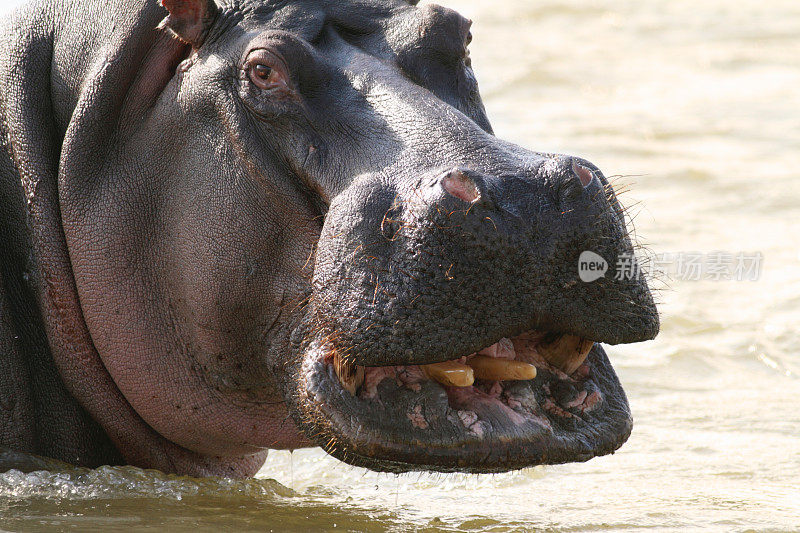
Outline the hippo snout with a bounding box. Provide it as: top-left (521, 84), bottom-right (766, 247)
top-left (293, 149), bottom-right (657, 472)
top-left (310, 155), bottom-right (656, 365)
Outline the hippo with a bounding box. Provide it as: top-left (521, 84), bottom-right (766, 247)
top-left (0, 0), bottom-right (658, 478)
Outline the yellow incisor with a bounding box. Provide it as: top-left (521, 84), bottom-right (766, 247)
top-left (467, 355), bottom-right (537, 381)
top-left (537, 335), bottom-right (594, 375)
top-left (421, 360), bottom-right (475, 387)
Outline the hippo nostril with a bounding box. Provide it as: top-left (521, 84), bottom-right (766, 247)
top-left (572, 161), bottom-right (595, 188)
top-left (441, 168), bottom-right (480, 203)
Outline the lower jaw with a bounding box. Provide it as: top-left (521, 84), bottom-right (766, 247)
top-left (295, 333), bottom-right (633, 473)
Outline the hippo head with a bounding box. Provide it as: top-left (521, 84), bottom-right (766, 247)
top-left (27, 0), bottom-right (657, 475)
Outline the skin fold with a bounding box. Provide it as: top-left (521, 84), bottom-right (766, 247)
top-left (0, 0), bottom-right (658, 477)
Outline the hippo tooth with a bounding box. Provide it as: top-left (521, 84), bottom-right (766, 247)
top-left (537, 335), bottom-right (595, 375)
top-left (467, 355), bottom-right (537, 381)
top-left (421, 361), bottom-right (474, 387)
top-left (333, 354), bottom-right (365, 395)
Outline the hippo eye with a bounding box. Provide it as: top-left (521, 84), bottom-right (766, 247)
top-left (253, 64), bottom-right (273, 81)
top-left (245, 49), bottom-right (291, 91)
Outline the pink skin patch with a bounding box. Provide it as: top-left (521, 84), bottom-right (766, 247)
top-left (486, 381), bottom-right (503, 398)
top-left (361, 366), bottom-right (398, 399)
top-left (573, 162), bottom-right (595, 187)
top-left (397, 365), bottom-right (426, 391)
top-left (541, 384), bottom-right (599, 418)
top-left (564, 390), bottom-right (588, 409)
top-left (447, 386), bottom-right (528, 426)
top-left (441, 169), bottom-right (480, 203)
top-left (505, 396), bottom-right (522, 410)
top-left (360, 365), bottom-right (427, 399)
top-left (477, 337), bottom-right (516, 359)
top-left (407, 405), bottom-right (429, 429)
top-left (573, 363), bottom-right (592, 380)
top-left (457, 410), bottom-right (478, 427)
top-left (543, 398), bottom-right (574, 419)
top-left (457, 410), bottom-right (483, 437)
top-left (579, 391), bottom-right (602, 413)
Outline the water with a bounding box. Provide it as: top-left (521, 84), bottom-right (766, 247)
top-left (2, 0), bottom-right (799, 530)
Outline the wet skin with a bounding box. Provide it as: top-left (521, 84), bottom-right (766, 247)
top-left (0, 0), bottom-right (658, 477)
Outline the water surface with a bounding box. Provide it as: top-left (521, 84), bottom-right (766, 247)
top-left (2, 0), bottom-right (798, 530)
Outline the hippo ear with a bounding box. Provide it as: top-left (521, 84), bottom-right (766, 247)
top-left (159, 0), bottom-right (219, 48)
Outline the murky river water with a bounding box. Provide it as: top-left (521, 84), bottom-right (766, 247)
top-left (2, 0), bottom-right (799, 530)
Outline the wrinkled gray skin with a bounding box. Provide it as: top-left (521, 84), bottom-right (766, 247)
top-left (0, 0), bottom-right (658, 477)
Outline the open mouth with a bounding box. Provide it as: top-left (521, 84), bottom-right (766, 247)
top-left (296, 328), bottom-right (633, 473)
